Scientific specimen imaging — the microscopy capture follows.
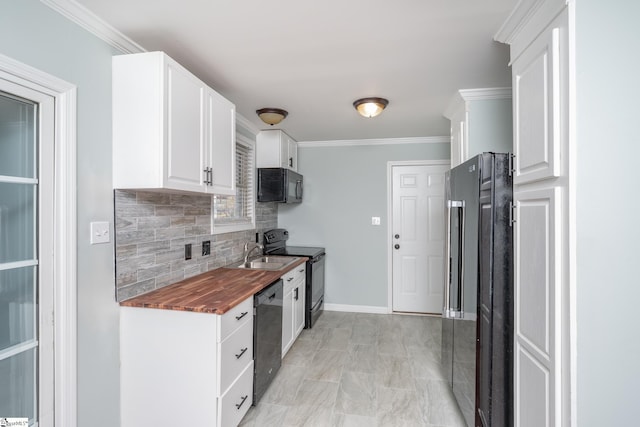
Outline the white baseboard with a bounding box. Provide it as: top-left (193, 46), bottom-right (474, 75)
top-left (464, 313), bottom-right (477, 321)
top-left (323, 303), bottom-right (390, 314)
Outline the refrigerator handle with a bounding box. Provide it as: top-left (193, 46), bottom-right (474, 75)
top-left (443, 200), bottom-right (452, 317)
top-left (443, 200), bottom-right (465, 319)
top-left (457, 201), bottom-right (465, 318)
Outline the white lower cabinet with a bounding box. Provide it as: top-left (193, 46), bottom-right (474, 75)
top-left (282, 264), bottom-right (306, 356)
top-left (282, 284), bottom-right (294, 355)
top-left (219, 361), bottom-right (254, 427)
top-left (120, 296), bottom-right (253, 427)
top-left (218, 319), bottom-right (253, 393)
top-left (294, 279), bottom-right (305, 337)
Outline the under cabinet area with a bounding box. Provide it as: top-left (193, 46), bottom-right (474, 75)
top-left (113, 51), bottom-right (235, 195)
top-left (256, 129), bottom-right (298, 171)
top-left (120, 296), bottom-right (253, 427)
top-left (282, 263), bottom-right (306, 356)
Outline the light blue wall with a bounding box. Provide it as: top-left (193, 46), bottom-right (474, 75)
top-left (278, 142), bottom-right (449, 309)
top-left (0, 1), bottom-right (121, 426)
top-left (468, 98), bottom-right (512, 156)
top-left (576, 1), bottom-right (640, 425)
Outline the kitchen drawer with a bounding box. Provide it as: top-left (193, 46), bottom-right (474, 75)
top-left (282, 264), bottom-right (306, 292)
top-left (218, 318), bottom-right (253, 395)
top-left (219, 296), bottom-right (252, 342)
top-left (219, 361), bottom-right (254, 427)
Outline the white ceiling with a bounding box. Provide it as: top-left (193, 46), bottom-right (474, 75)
top-left (76, 0), bottom-right (515, 142)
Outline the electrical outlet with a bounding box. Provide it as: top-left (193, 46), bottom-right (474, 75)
top-left (371, 217), bottom-right (381, 226)
top-left (202, 240), bottom-right (211, 256)
top-left (185, 243), bottom-right (192, 260)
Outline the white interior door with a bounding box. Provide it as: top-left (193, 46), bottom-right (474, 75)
top-left (391, 164), bottom-right (448, 313)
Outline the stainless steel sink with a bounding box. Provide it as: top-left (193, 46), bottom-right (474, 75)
top-left (228, 256), bottom-right (300, 271)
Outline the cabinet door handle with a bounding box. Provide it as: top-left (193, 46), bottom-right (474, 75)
top-left (289, 157), bottom-right (293, 167)
top-left (294, 288), bottom-right (298, 301)
top-left (203, 167), bottom-right (213, 185)
top-left (235, 347), bottom-right (248, 359)
top-left (287, 277), bottom-right (294, 282)
top-left (235, 395), bottom-right (248, 410)
top-left (235, 311), bottom-right (248, 321)
top-left (299, 269), bottom-right (305, 273)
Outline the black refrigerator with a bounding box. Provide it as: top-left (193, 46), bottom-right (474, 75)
top-left (441, 153), bottom-right (513, 427)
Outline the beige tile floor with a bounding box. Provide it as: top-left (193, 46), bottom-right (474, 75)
top-left (239, 311), bottom-right (467, 427)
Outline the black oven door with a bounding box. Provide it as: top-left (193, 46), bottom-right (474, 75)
top-left (306, 253), bottom-right (325, 328)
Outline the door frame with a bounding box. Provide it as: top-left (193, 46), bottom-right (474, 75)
top-left (386, 160), bottom-right (450, 313)
top-left (0, 53), bottom-right (77, 427)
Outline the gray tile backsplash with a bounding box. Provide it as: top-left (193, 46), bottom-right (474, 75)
top-left (114, 190), bottom-right (278, 301)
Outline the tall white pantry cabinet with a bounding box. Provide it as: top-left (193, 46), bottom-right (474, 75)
top-left (496, 0), bottom-right (574, 426)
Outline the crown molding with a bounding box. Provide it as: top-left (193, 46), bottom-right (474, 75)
top-left (443, 87), bottom-right (512, 119)
top-left (494, 0), bottom-right (568, 45)
top-left (236, 112), bottom-right (261, 136)
top-left (40, 0), bottom-right (146, 53)
top-left (298, 136), bottom-right (449, 148)
top-left (457, 87), bottom-right (512, 101)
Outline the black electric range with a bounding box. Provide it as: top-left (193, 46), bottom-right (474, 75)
top-left (263, 229), bottom-right (325, 328)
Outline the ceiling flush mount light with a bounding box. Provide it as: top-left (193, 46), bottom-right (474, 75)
top-left (256, 108), bottom-right (288, 126)
top-left (353, 97), bottom-right (389, 118)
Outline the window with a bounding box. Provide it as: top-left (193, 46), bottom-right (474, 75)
top-left (212, 133), bottom-right (255, 234)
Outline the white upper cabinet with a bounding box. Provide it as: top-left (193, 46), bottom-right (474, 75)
top-left (113, 51), bottom-right (235, 195)
top-left (256, 129), bottom-right (298, 171)
top-left (511, 27), bottom-right (562, 185)
top-left (443, 88), bottom-right (513, 168)
top-left (206, 88), bottom-right (236, 195)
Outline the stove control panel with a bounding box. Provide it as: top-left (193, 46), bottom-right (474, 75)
top-left (264, 228), bottom-right (289, 244)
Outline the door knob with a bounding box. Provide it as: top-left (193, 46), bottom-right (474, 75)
top-left (394, 234), bottom-right (400, 239)
top-left (394, 244), bottom-right (400, 250)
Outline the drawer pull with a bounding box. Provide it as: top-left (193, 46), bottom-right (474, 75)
top-left (235, 311), bottom-right (248, 321)
top-left (235, 395), bottom-right (248, 410)
top-left (287, 277), bottom-right (294, 282)
top-left (299, 269), bottom-right (304, 273)
top-left (235, 347), bottom-right (248, 359)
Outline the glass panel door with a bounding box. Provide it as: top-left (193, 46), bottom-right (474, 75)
top-left (0, 92), bottom-right (39, 424)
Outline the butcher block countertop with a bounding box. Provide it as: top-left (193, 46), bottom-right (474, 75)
top-left (119, 257), bottom-right (307, 314)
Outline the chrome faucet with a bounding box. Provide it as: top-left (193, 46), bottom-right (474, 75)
top-left (243, 242), bottom-right (264, 264)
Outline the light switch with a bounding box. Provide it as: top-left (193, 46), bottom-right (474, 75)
top-left (371, 217), bottom-right (381, 226)
top-left (90, 221), bottom-right (110, 244)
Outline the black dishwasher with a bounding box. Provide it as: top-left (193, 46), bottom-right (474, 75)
top-left (253, 279), bottom-right (283, 405)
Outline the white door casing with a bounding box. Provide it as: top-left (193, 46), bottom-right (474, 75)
top-left (389, 161), bottom-right (449, 314)
top-left (0, 53), bottom-right (77, 427)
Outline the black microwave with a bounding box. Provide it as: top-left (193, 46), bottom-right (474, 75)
top-left (257, 168), bottom-right (303, 203)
